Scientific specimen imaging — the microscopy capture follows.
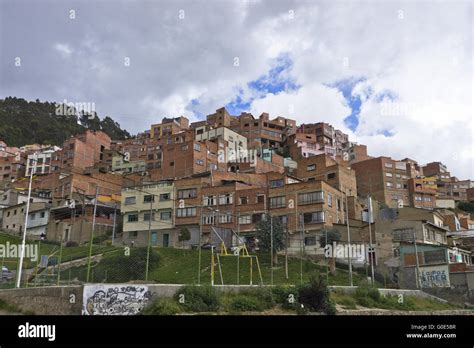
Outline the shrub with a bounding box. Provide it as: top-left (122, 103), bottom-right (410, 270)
top-left (142, 298), bottom-right (182, 315)
top-left (297, 276), bottom-right (334, 315)
top-left (338, 296), bottom-right (357, 309)
top-left (272, 285), bottom-right (299, 310)
top-left (355, 284), bottom-right (381, 308)
top-left (238, 287), bottom-right (275, 309)
top-left (174, 285), bottom-right (220, 313)
top-left (229, 295), bottom-right (262, 312)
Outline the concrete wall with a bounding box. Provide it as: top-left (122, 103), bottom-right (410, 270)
top-left (0, 284), bottom-right (450, 315)
top-left (0, 286), bottom-right (83, 315)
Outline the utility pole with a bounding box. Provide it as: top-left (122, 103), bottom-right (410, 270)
top-left (16, 155), bottom-right (35, 288)
top-left (237, 210), bottom-right (240, 285)
top-left (299, 213), bottom-right (304, 285)
top-left (145, 195), bottom-right (154, 282)
top-left (197, 205), bottom-right (203, 285)
top-left (367, 195), bottom-right (375, 285)
top-left (86, 186), bottom-right (99, 283)
top-left (285, 224), bottom-right (289, 280)
top-left (345, 190), bottom-right (353, 286)
top-left (111, 202), bottom-right (117, 246)
top-left (413, 229), bottom-right (421, 289)
top-left (270, 212), bottom-right (273, 285)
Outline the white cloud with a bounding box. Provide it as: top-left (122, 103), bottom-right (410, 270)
top-left (53, 43), bottom-right (73, 58)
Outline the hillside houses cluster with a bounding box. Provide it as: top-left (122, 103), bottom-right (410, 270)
top-left (1, 106), bottom-right (474, 290)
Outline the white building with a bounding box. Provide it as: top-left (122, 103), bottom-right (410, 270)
top-left (25, 146), bottom-right (61, 176)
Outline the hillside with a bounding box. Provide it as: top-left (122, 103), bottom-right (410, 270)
top-left (0, 97), bottom-right (131, 147)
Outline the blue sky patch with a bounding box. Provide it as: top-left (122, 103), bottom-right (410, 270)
top-left (225, 53), bottom-right (300, 115)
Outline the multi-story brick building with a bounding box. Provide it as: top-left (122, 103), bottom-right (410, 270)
top-left (285, 133), bottom-right (326, 160)
top-left (298, 122), bottom-right (348, 157)
top-left (352, 157), bottom-right (416, 208)
top-left (0, 155), bottom-right (24, 183)
top-left (59, 130), bottom-right (111, 170)
top-left (407, 178), bottom-right (436, 209)
top-left (222, 109), bottom-right (296, 149)
top-left (467, 187), bottom-right (474, 202)
top-left (150, 116), bottom-right (189, 139)
top-left (295, 153), bottom-right (358, 196)
top-left (266, 172), bottom-right (349, 254)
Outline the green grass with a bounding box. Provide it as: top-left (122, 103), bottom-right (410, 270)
top-left (0, 231), bottom-right (117, 271)
top-left (331, 289), bottom-right (460, 311)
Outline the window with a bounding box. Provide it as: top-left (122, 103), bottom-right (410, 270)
top-left (170, 161), bottom-right (174, 166)
top-left (160, 211), bottom-right (172, 220)
top-left (203, 195), bottom-right (216, 206)
top-left (219, 193), bottom-right (233, 205)
top-left (30, 213), bottom-right (36, 220)
top-left (130, 231), bottom-right (138, 237)
top-left (127, 214), bottom-right (139, 222)
top-left (424, 197), bottom-right (431, 202)
top-left (327, 172), bottom-right (336, 179)
top-left (386, 182), bottom-right (393, 187)
top-left (239, 196), bottom-right (248, 205)
top-left (143, 195), bottom-right (154, 203)
top-left (305, 237), bottom-right (317, 246)
top-left (327, 193), bottom-right (332, 207)
top-left (270, 179), bottom-right (284, 188)
top-left (415, 196), bottom-right (422, 201)
top-left (257, 195), bottom-right (265, 204)
top-left (196, 159), bottom-right (204, 166)
top-left (270, 196), bottom-right (286, 208)
top-left (144, 212), bottom-right (155, 221)
top-left (194, 143), bottom-right (201, 151)
top-left (177, 207), bottom-right (197, 217)
top-left (385, 172), bottom-right (393, 177)
top-left (298, 191), bottom-right (324, 204)
top-left (396, 183), bottom-right (402, 189)
top-left (307, 164), bottom-right (316, 171)
top-left (239, 215), bottom-right (252, 224)
top-left (160, 193), bottom-right (170, 201)
top-left (384, 162), bottom-right (393, 168)
top-left (303, 211), bottom-right (325, 223)
top-left (202, 214), bottom-right (215, 225)
top-left (40, 212), bottom-right (45, 218)
top-left (218, 213), bottom-right (233, 224)
top-left (178, 188), bottom-right (197, 199)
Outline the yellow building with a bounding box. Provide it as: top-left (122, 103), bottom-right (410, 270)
top-left (121, 181), bottom-right (176, 247)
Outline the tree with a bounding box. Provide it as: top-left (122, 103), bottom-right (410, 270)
top-left (255, 214), bottom-right (285, 266)
top-left (457, 201), bottom-right (474, 213)
top-left (178, 227), bottom-right (191, 255)
top-left (319, 228), bottom-right (341, 276)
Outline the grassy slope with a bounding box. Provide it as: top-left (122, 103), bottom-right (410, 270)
top-left (0, 232), bottom-right (116, 270)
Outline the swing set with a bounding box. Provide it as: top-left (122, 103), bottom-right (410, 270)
top-left (210, 227), bottom-right (263, 286)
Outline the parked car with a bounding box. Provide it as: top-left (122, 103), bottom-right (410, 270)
top-left (1, 266), bottom-right (13, 281)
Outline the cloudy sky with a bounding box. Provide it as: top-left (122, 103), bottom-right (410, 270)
top-left (1, 0), bottom-right (473, 179)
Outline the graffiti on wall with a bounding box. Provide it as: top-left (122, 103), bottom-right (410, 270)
top-left (419, 265), bottom-right (450, 288)
top-left (82, 285), bottom-right (152, 315)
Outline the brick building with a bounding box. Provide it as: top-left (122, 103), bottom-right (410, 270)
top-left (59, 131), bottom-right (111, 170)
top-left (352, 157), bottom-right (416, 208)
top-left (295, 153), bottom-right (358, 196)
